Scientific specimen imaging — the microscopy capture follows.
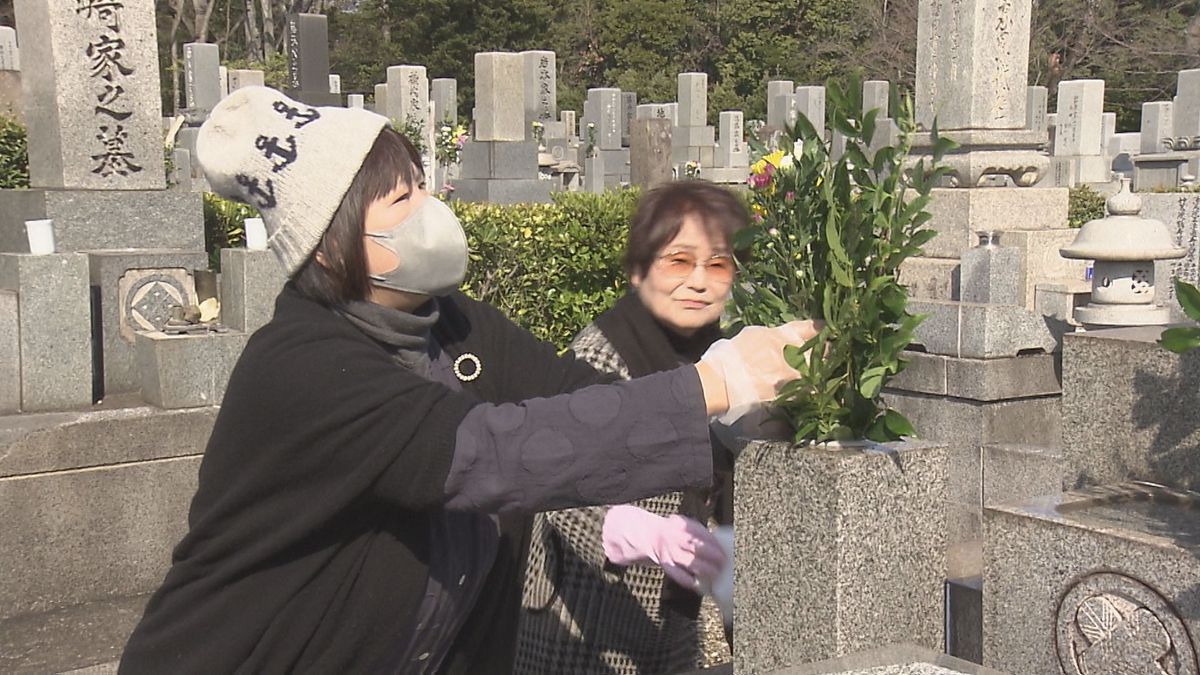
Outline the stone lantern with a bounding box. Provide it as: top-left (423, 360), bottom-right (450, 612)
top-left (1060, 177), bottom-right (1186, 326)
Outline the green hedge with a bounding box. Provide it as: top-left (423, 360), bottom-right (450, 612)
top-left (0, 114), bottom-right (29, 190)
top-left (455, 190), bottom-right (636, 347)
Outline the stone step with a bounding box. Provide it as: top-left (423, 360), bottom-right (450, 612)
top-left (0, 594), bottom-right (147, 674)
top-left (0, 400), bottom-right (211, 623)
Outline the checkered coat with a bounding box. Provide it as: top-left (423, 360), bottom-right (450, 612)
top-left (514, 324), bottom-right (704, 675)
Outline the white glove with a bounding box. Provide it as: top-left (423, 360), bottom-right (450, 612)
top-left (699, 320), bottom-right (820, 424)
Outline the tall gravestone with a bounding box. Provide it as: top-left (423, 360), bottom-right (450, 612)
top-left (473, 53), bottom-right (523, 141)
top-left (706, 109), bottom-right (748, 184)
top-left (285, 13), bottom-right (338, 106)
top-left (386, 64), bottom-right (428, 130)
top-left (328, 74), bottom-right (340, 94)
top-left (912, 0), bottom-right (1047, 187)
top-left (1142, 101), bottom-right (1174, 154)
top-left (795, 85), bottom-right (826, 139)
top-left (7, 0), bottom-right (205, 403)
top-left (456, 52), bottom-right (550, 204)
top-left (766, 79), bottom-right (795, 130)
top-left (1175, 69), bottom-right (1200, 138)
top-left (0, 26), bottom-right (20, 123)
top-left (1027, 85), bottom-right (1048, 137)
top-left (18, 0), bottom-right (164, 190)
top-left (521, 51), bottom-right (557, 139)
top-left (673, 73), bottom-right (715, 170)
top-left (621, 91), bottom-right (637, 146)
top-left (1052, 79), bottom-right (1108, 185)
top-left (0, 26), bottom-right (18, 71)
top-left (581, 87), bottom-right (626, 186)
top-left (183, 43), bottom-right (221, 120)
top-left (431, 77), bottom-right (457, 126)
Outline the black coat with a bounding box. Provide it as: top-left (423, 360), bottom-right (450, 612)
top-left (119, 286), bottom-right (650, 674)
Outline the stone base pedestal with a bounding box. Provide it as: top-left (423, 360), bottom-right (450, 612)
top-left (1062, 327), bottom-right (1200, 492)
top-left (0, 402), bottom-right (216, 621)
top-left (89, 249), bottom-right (209, 397)
top-left (461, 140), bottom-right (538, 180)
top-left (734, 439), bottom-right (947, 674)
top-left (0, 190), bottom-right (204, 253)
top-left (985, 484), bottom-right (1200, 674)
top-left (910, 129), bottom-right (1049, 188)
top-left (219, 248), bottom-right (287, 333)
top-left (451, 178), bottom-right (554, 204)
top-left (1134, 153), bottom-right (1191, 191)
top-left (921, 187), bottom-right (1069, 258)
top-left (908, 299), bottom-right (1058, 359)
top-left (0, 253), bottom-right (93, 412)
top-left (136, 331), bottom-right (249, 409)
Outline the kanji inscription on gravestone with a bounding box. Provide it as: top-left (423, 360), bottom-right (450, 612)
top-left (15, 0), bottom-right (164, 188)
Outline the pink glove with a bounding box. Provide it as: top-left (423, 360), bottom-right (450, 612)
top-left (601, 505), bottom-right (727, 591)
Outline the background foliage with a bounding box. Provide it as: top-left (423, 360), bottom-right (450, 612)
top-left (455, 190), bottom-right (636, 346)
top-left (0, 113), bottom-right (28, 190)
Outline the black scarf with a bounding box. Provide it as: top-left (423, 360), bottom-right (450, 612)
top-left (336, 298), bottom-right (440, 377)
top-left (593, 292), bottom-right (723, 379)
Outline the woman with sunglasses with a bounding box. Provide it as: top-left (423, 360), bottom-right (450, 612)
top-left (516, 180), bottom-right (746, 675)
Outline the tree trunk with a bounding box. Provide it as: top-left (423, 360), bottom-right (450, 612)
top-left (191, 0), bottom-right (216, 43)
top-left (245, 0), bottom-right (263, 61)
top-left (168, 0), bottom-right (187, 115)
top-left (261, 0), bottom-right (276, 58)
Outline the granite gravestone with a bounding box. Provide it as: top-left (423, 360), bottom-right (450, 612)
top-left (0, 26), bottom-right (18, 71)
top-left (621, 91), bottom-right (637, 146)
top-left (1054, 80), bottom-right (1105, 157)
top-left (16, 0), bottom-right (165, 189)
top-left (347, 93), bottom-right (364, 109)
top-left (373, 83), bottom-right (388, 114)
top-left (717, 111), bottom-right (748, 168)
top-left (431, 77), bottom-right (457, 126)
top-left (795, 85), bottom-right (826, 138)
top-left (183, 42), bottom-right (221, 118)
top-left (284, 13), bottom-right (337, 106)
top-left (521, 51), bottom-right (555, 137)
top-left (766, 79), bottom-right (794, 129)
top-left (227, 69), bottom-right (264, 92)
top-left (386, 64), bottom-right (428, 130)
top-left (328, 74), bottom-right (340, 94)
top-left (1141, 101), bottom-right (1175, 155)
top-left (916, 0), bottom-right (1031, 131)
top-left (1027, 85), bottom-right (1048, 136)
top-left (474, 53), bottom-right (524, 142)
top-left (1175, 69), bottom-right (1200, 138)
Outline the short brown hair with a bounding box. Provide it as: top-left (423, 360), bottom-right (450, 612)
top-left (624, 180), bottom-right (749, 280)
top-left (292, 126), bottom-right (424, 306)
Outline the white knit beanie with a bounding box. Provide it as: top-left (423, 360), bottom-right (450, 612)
top-left (197, 86), bottom-right (391, 276)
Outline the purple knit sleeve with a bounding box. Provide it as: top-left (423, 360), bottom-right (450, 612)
top-left (442, 366), bottom-right (712, 514)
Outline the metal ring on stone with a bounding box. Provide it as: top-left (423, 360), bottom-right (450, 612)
top-left (453, 353), bottom-right (482, 382)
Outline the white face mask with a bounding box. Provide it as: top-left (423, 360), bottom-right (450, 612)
top-left (365, 196), bottom-right (468, 296)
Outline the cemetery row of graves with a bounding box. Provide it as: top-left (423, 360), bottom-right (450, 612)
top-left (1, 0), bottom-right (1200, 673)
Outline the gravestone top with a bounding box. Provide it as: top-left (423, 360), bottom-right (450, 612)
top-left (678, 73), bottom-right (707, 127)
top-left (915, 0), bottom-right (1033, 131)
top-left (0, 26), bottom-right (17, 71)
top-left (183, 42), bottom-right (221, 119)
top-left (1174, 69), bottom-right (1200, 138)
top-left (386, 64), bottom-right (428, 128)
top-left (285, 13), bottom-right (330, 94)
top-left (1054, 79), bottom-right (1105, 157)
top-left (474, 52), bottom-right (524, 142)
top-left (431, 78), bottom-right (457, 126)
top-left (17, 0), bottom-right (165, 189)
top-left (1141, 102), bottom-right (1175, 155)
top-left (521, 51), bottom-right (555, 132)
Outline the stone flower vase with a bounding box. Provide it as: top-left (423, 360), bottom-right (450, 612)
top-left (731, 431), bottom-right (949, 674)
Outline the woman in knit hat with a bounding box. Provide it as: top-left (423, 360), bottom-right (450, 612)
top-left (118, 87), bottom-right (815, 675)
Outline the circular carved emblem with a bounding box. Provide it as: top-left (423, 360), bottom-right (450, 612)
top-left (118, 270), bottom-right (195, 342)
top-left (1056, 572), bottom-right (1198, 675)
